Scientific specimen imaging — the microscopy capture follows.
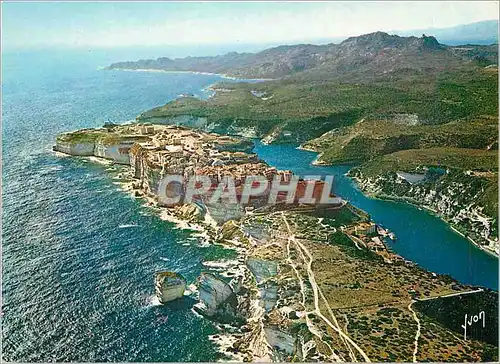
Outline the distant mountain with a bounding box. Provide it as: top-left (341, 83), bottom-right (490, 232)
top-left (393, 20), bottom-right (498, 45)
top-left (107, 31), bottom-right (497, 79)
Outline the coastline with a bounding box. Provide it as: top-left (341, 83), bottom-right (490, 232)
top-left (349, 176), bottom-right (500, 259)
top-left (291, 148), bottom-right (499, 259)
top-left (52, 122), bottom-right (498, 361)
top-left (295, 146), bottom-right (334, 166)
top-left (108, 158), bottom-right (255, 360)
top-left (6, 41), bottom-right (498, 361)
top-left (105, 67), bottom-right (274, 82)
top-left (61, 121), bottom-right (499, 262)
top-left (61, 128), bottom-right (499, 262)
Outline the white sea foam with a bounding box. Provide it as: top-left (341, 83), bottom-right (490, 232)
top-left (87, 156), bottom-right (113, 165)
top-left (187, 283), bottom-right (198, 294)
top-left (118, 224), bottom-right (139, 228)
top-left (202, 260), bottom-right (240, 269)
top-left (145, 295), bottom-right (162, 307)
top-left (209, 333), bottom-right (245, 362)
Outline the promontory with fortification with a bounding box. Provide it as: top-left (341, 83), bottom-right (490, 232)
top-left (54, 31), bottom-right (499, 361)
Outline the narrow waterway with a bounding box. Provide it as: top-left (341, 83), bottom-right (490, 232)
top-left (253, 141), bottom-right (498, 290)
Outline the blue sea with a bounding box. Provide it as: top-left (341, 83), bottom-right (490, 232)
top-left (2, 49), bottom-right (237, 362)
top-left (2, 48), bottom-right (498, 362)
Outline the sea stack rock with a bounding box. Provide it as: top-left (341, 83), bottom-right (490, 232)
top-left (154, 271), bottom-right (187, 303)
top-left (196, 273), bottom-right (239, 321)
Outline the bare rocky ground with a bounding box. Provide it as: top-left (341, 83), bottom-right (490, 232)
top-left (199, 210), bottom-right (498, 362)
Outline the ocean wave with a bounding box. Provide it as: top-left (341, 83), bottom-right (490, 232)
top-left (87, 156), bottom-right (113, 165)
top-left (144, 295), bottom-right (162, 307)
top-left (202, 259), bottom-right (240, 269)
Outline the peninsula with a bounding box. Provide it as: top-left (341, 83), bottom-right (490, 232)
top-left (108, 32), bottom-right (499, 255)
top-left (54, 30), bottom-right (499, 362)
top-left (54, 121), bottom-right (498, 362)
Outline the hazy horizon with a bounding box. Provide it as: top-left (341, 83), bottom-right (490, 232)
top-left (2, 21), bottom-right (498, 64)
top-left (2, 1), bottom-right (498, 53)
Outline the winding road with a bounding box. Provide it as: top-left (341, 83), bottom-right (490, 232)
top-left (281, 213), bottom-right (372, 363)
top-left (407, 301), bottom-right (421, 362)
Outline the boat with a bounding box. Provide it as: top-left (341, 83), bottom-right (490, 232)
top-left (389, 232), bottom-right (396, 241)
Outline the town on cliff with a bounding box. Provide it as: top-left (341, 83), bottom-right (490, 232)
top-left (54, 121), bottom-right (498, 362)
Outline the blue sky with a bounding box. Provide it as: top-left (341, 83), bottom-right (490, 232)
top-left (2, 1), bottom-right (499, 50)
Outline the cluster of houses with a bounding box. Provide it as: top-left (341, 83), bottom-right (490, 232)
top-left (125, 123), bottom-right (343, 213)
top-left (127, 124), bottom-right (290, 184)
top-left (350, 222), bottom-right (388, 252)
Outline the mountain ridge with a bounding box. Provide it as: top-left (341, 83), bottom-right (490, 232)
top-left (392, 19), bottom-right (499, 45)
top-left (107, 30), bottom-right (498, 79)
top-left (106, 25), bottom-right (499, 253)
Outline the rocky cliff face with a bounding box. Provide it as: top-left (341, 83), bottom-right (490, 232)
top-left (203, 202), bottom-right (245, 224)
top-left (54, 130), bottom-right (148, 165)
top-left (196, 273), bottom-right (240, 322)
top-left (246, 257), bottom-right (279, 312)
top-left (349, 168), bottom-right (498, 254)
top-left (94, 140), bottom-right (136, 165)
top-left (154, 271), bottom-right (187, 303)
top-left (210, 220), bottom-right (304, 361)
top-left (53, 140), bottom-right (96, 156)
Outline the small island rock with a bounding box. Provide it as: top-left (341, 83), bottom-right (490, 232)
top-left (154, 271), bottom-right (187, 303)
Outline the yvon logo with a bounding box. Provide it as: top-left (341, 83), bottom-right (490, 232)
top-left (461, 311), bottom-right (485, 340)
